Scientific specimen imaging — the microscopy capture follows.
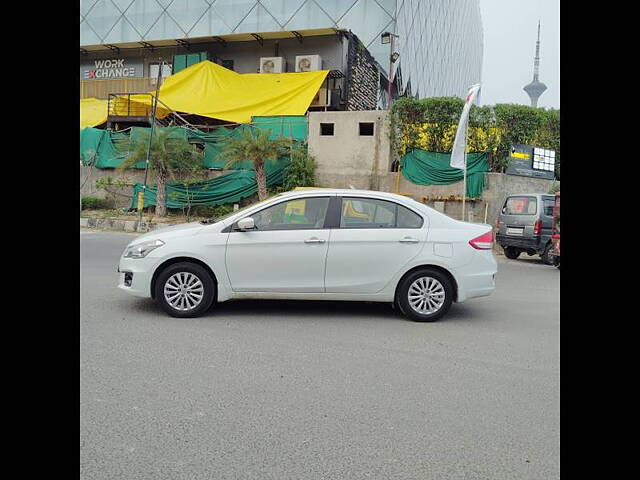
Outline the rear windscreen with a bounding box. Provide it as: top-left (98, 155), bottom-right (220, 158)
top-left (503, 196), bottom-right (537, 215)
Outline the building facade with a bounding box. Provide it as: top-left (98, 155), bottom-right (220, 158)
top-left (81, 0), bottom-right (483, 103)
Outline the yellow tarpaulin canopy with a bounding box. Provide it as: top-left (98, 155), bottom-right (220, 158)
top-left (80, 98), bottom-right (108, 129)
top-left (129, 61), bottom-right (329, 124)
top-left (80, 61), bottom-right (329, 128)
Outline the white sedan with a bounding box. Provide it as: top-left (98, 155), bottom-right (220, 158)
top-left (118, 189), bottom-right (496, 322)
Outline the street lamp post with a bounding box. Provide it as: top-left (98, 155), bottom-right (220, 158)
top-left (382, 32), bottom-right (400, 192)
top-left (138, 57), bottom-right (164, 231)
top-left (381, 32), bottom-right (399, 109)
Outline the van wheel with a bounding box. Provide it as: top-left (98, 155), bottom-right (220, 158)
top-left (541, 243), bottom-right (554, 265)
top-left (154, 262), bottom-right (215, 318)
top-left (504, 247), bottom-right (520, 259)
top-left (396, 268), bottom-right (453, 322)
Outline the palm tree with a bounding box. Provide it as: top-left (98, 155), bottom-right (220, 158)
top-left (119, 127), bottom-right (203, 216)
top-left (218, 128), bottom-right (292, 201)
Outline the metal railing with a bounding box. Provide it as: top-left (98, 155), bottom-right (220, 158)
top-left (107, 93), bottom-right (155, 117)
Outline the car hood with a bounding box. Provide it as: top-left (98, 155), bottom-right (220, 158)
top-left (132, 221), bottom-right (205, 244)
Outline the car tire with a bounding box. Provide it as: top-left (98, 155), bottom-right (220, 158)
top-left (541, 243), bottom-right (554, 265)
top-left (154, 262), bottom-right (216, 318)
top-left (504, 247), bottom-right (520, 259)
top-left (396, 268), bottom-right (454, 322)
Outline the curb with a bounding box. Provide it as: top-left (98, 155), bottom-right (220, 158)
top-left (81, 217), bottom-right (171, 233)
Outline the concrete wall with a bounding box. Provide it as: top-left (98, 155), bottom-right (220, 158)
top-left (308, 110), bottom-right (391, 191)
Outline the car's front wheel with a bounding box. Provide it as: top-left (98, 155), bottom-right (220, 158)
top-left (154, 262), bottom-right (215, 318)
top-left (396, 269), bottom-right (454, 322)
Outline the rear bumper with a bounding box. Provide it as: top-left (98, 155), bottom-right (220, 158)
top-left (454, 251), bottom-right (497, 302)
top-left (496, 234), bottom-right (541, 251)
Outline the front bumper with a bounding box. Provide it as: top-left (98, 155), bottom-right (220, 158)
top-left (117, 256), bottom-right (157, 298)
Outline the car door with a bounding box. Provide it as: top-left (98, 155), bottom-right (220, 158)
top-left (541, 196), bottom-right (555, 241)
top-left (324, 196), bottom-right (427, 294)
top-left (225, 196), bottom-right (332, 293)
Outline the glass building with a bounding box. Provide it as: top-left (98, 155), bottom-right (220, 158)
top-left (81, 0), bottom-right (483, 99)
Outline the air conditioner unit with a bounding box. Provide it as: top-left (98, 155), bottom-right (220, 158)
top-left (310, 87), bottom-right (329, 107)
top-left (295, 54), bottom-right (322, 72)
top-left (259, 57), bottom-right (285, 73)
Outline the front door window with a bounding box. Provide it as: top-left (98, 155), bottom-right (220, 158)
top-left (251, 197), bottom-right (330, 231)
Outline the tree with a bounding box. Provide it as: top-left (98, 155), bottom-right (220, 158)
top-left (218, 128), bottom-right (292, 201)
top-left (119, 127), bottom-right (203, 216)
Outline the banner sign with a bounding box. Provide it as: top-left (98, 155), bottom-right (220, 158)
top-left (80, 58), bottom-right (144, 79)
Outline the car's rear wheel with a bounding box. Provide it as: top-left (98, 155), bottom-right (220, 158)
top-left (396, 269), bottom-right (453, 322)
top-left (504, 247), bottom-right (520, 259)
top-left (154, 262), bottom-right (215, 318)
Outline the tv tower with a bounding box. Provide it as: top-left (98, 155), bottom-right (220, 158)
top-left (523, 21), bottom-right (547, 107)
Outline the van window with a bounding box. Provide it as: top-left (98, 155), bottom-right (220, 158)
top-left (503, 196), bottom-right (537, 215)
top-left (543, 199), bottom-right (554, 217)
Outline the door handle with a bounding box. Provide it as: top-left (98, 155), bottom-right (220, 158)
top-left (399, 237), bottom-right (420, 243)
top-left (304, 237), bottom-right (326, 244)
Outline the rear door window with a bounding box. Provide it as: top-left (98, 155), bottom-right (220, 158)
top-left (543, 199), bottom-right (554, 217)
top-left (339, 198), bottom-right (423, 229)
top-left (503, 196), bottom-right (537, 215)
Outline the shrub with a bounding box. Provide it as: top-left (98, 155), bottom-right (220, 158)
top-left (191, 204), bottom-right (235, 219)
top-left (283, 148), bottom-right (318, 191)
top-left (81, 196), bottom-right (113, 210)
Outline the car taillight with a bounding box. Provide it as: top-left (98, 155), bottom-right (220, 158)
top-left (533, 219), bottom-right (542, 235)
top-left (469, 231), bottom-right (494, 250)
top-left (552, 234), bottom-right (560, 240)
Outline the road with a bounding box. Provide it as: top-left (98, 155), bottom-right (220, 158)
top-left (80, 230), bottom-right (559, 480)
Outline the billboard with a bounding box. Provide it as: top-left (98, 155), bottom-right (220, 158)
top-left (505, 144), bottom-right (556, 180)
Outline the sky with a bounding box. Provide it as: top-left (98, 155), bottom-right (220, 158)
top-left (479, 0), bottom-right (560, 108)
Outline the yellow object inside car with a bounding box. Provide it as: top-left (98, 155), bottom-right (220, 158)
top-left (343, 200), bottom-right (369, 219)
top-left (284, 200), bottom-right (308, 223)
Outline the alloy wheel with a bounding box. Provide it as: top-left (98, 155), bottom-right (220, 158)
top-left (163, 272), bottom-right (204, 312)
top-left (407, 276), bottom-right (446, 314)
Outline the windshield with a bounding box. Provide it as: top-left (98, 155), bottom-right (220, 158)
top-left (503, 196), bottom-right (537, 215)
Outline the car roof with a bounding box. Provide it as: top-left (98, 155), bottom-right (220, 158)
top-left (279, 188), bottom-right (415, 201)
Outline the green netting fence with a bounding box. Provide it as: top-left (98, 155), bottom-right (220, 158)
top-left (129, 159), bottom-right (289, 209)
top-left (80, 115), bottom-right (307, 170)
top-left (400, 150), bottom-right (489, 198)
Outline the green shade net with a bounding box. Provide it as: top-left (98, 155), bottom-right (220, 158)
top-left (80, 127), bottom-right (127, 168)
top-left (400, 150), bottom-right (489, 198)
top-left (129, 159), bottom-right (289, 209)
top-left (80, 115), bottom-right (307, 170)
top-left (251, 115), bottom-right (307, 141)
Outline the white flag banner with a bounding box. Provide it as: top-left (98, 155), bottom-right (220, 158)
top-left (450, 84), bottom-right (481, 170)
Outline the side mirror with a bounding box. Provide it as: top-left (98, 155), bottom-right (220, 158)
top-left (236, 217), bottom-right (255, 231)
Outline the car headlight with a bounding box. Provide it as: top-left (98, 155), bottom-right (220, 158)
top-left (123, 239), bottom-right (165, 258)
